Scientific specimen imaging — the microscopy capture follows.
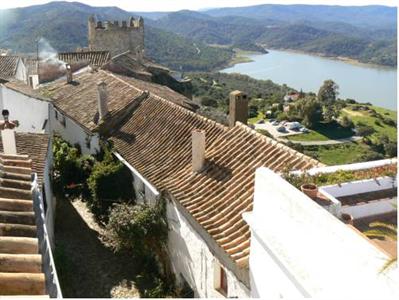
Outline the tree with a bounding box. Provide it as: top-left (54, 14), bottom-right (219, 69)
top-left (339, 116), bottom-right (354, 129)
top-left (297, 97), bottom-right (322, 128)
top-left (318, 80), bottom-right (339, 122)
top-left (318, 80), bottom-right (339, 104)
top-left (200, 96), bottom-right (218, 107)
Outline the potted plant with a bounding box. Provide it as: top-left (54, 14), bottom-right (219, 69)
top-left (341, 213), bottom-right (354, 225)
top-left (300, 183), bottom-right (318, 199)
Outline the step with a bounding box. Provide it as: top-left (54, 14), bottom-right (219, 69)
top-left (0, 211), bottom-right (35, 226)
top-left (1, 166), bottom-right (31, 176)
top-left (0, 199), bottom-right (33, 212)
top-left (0, 172), bottom-right (32, 182)
top-left (0, 254), bottom-right (42, 273)
top-left (0, 223), bottom-right (37, 237)
top-left (0, 187), bottom-right (32, 200)
top-left (0, 178), bottom-right (32, 190)
top-left (0, 154), bottom-right (30, 161)
top-left (0, 159), bottom-right (32, 169)
top-left (0, 272), bottom-right (46, 295)
top-left (0, 237), bottom-right (38, 254)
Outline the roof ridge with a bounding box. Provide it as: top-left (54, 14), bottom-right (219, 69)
top-left (150, 93), bottom-right (228, 132)
top-left (234, 122), bottom-right (324, 167)
top-left (100, 70), bottom-right (144, 94)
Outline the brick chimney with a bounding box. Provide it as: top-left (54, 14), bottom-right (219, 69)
top-left (97, 81), bottom-right (109, 119)
top-left (229, 90), bottom-right (248, 128)
top-left (192, 129), bottom-right (206, 173)
top-left (66, 64), bottom-right (72, 84)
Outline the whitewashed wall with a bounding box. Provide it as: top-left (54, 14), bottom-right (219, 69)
top-left (0, 85), bottom-right (49, 133)
top-left (43, 137), bottom-right (55, 248)
top-left (15, 60), bottom-right (27, 83)
top-left (244, 168), bottom-right (398, 298)
top-left (167, 200), bottom-right (250, 298)
top-left (49, 105), bottom-right (100, 155)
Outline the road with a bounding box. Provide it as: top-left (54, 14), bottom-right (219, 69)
top-left (280, 136), bottom-right (362, 146)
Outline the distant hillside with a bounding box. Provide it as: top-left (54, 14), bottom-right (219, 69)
top-left (150, 9), bottom-right (397, 67)
top-left (0, 1), bottom-right (233, 71)
top-left (204, 4), bottom-right (397, 29)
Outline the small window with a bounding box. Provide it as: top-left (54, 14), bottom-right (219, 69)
top-left (214, 263), bottom-right (228, 296)
top-left (85, 135), bottom-right (91, 150)
top-left (220, 267), bottom-right (228, 295)
top-left (54, 110), bottom-right (58, 120)
top-left (60, 115), bottom-right (66, 127)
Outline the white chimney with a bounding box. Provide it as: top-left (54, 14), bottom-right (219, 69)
top-left (0, 110), bottom-right (17, 155)
top-left (66, 64), bottom-right (72, 84)
top-left (192, 129), bottom-right (206, 173)
top-left (28, 74), bottom-right (39, 89)
top-left (97, 81), bottom-right (109, 119)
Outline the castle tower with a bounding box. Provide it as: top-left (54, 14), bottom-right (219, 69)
top-left (87, 15), bottom-right (145, 58)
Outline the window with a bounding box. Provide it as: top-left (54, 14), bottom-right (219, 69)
top-left (54, 110), bottom-right (58, 120)
top-left (60, 115), bottom-right (66, 127)
top-left (85, 135), bottom-right (91, 150)
top-left (214, 262), bottom-right (228, 296)
top-left (220, 267), bottom-right (228, 295)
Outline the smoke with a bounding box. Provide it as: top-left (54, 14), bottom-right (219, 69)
top-left (38, 38), bottom-right (66, 70)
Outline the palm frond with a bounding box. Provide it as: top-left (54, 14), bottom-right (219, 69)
top-left (364, 222), bottom-right (397, 242)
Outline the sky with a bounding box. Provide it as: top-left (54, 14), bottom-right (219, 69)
top-left (0, 0), bottom-right (397, 11)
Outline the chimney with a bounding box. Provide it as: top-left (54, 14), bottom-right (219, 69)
top-left (66, 64), bottom-right (72, 84)
top-left (0, 110), bottom-right (17, 155)
top-left (192, 129), bottom-right (206, 173)
top-left (229, 90), bottom-right (248, 128)
top-left (97, 81), bottom-right (109, 119)
top-left (28, 74), bottom-right (39, 89)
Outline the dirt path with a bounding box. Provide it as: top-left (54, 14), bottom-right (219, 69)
top-left (54, 197), bottom-right (140, 298)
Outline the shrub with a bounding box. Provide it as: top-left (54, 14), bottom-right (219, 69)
top-left (382, 118), bottom-right (396, 127)
top-left (374, 119), bottom-right (382, 126)
top-left (384, 142), bottom-right (397, 157)
top-left (87, 159), bottom-right (134, 218)
top-left (339, 116), bottom-right (354, 129)
top-left (356, 125), bottom-right (375, 137)
top-left (200, 96), bottom-right (218, 107)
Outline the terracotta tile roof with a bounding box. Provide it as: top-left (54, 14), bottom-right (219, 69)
top-left (0, 133), bottom-right (49, 184)
top-left (3, 80), bottom-right (50, 102)
top-left (110, 95), bottom-right (322, 268)
top-left (0, 153), bottom-right (48, 296)
top-left (40, 70), bottom-right (144, 132)
top-left (58, 51), bottom-right (110, 67)
top-left (40, 70), bottom-right (198, 132)
top-left (0, 56), bottom-right (20, 81)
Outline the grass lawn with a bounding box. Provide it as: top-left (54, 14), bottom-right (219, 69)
top-left (303, 142), bottom-right (375, 165)
top-left (287, 122), bottom-right (353, 142)
top-left (248, 112), bottom-right (266, 124)
top-left (342, 105), bottom-right (397, 142)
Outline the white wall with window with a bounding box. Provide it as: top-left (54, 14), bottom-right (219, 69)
top-left (0, 85), bottom-right (49, 133)
top-left (167, 200), bottom-right (250, 298)
top-left (49, 105), bottom-right (100, 155)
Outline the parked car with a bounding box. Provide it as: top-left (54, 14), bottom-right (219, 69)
top-left (300, 127), bottom-right (310, 133)
top-left (269, 119), bottom-right (275, 123)
top-left (287, 121), bottom-right (302, 130)
top-left (271, 121), bottom-right (280, 126)
top-left (277, 126), bottom-right (287, 133)
top-left (257, 119), bottom-right (265, 124)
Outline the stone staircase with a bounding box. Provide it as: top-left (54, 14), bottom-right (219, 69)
top-left (0, 154), bottom-right (49, 297)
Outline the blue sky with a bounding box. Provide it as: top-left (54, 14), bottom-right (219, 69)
top-left (1, 0), bottom-right (397, 11)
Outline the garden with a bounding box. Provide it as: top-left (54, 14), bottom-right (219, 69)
top-left (52, 136), bottom-right (181, 298)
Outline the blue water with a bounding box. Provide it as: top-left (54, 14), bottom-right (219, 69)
top-left (222, 50), bottom-right (397, 110)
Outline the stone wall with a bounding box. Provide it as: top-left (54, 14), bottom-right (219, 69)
top-left (88, 16), bottom-right (144, 58)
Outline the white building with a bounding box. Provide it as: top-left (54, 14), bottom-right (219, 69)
top-left (0, 56), bottom-right (27, 83)
top-left (244, 167), bottom-right (398, 298)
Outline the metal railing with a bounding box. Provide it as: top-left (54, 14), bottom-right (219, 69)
top-left (32, 173), bottom-right (63, 298)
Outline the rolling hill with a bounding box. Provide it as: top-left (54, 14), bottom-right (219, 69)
top-left (0, 1), bottom-right (233, 71)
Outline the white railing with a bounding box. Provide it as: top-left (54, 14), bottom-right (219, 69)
top-left (32, 173), bottom-right (63, 298)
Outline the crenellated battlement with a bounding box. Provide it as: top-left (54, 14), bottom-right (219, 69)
top-left (90, 16), bottom-right (144, 31)
top-left (88, 15), bottom-right (144, 57)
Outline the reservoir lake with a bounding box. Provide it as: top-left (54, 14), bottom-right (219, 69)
top-left (221, 49), bottom-right (397, 110)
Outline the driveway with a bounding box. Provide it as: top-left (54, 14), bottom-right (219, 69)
top-left (254, 122), bottom-right (303, 138)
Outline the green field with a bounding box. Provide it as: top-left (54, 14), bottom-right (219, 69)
top-left (287, 122), bottom-right (353, 142)
top-left (341, 104), bottom-right (397, 142)
top-left (303, 142), bottom-right (376, 165)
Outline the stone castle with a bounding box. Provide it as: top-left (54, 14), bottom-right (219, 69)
top-left (88, 15), bottom-right (144, 57)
